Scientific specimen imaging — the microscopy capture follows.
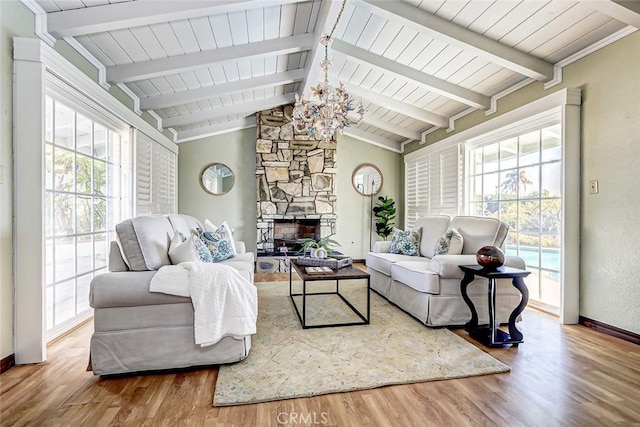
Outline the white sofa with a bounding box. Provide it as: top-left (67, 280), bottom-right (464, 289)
top-left (366, 216), bottom-right (526, 327)
top-left (89, 214), bottom-right (255, 375)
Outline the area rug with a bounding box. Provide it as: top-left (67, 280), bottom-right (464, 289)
top-left (213, 281), bottom-right (509, 406)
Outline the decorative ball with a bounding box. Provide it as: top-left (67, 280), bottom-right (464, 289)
top-left (476, 246), bottom-right (505, 270)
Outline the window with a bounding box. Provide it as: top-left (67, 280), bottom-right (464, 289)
top-left (44, 96), bottom-right (132, 336)
top-left (403, 89), bottom-right (581, 324)
top-left (466, 123), bottom-right (562, 313)
top-left (135, 132), bottom-right (177, 215)
top-left (405, 144), bottom-right (459, 228)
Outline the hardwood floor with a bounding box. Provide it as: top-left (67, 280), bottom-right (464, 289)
top-left (2, 271), bottom-right (639, 426)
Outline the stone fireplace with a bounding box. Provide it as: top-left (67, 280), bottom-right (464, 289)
top-left (272, 219), bottom-right (320, 254)
top-left (256, 105), bottom-right (337, 270)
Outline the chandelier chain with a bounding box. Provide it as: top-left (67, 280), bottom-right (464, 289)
top-left (291, 0), bottom-right (364, 142)
top-left (328, 0), bottom-right (348, 40)
top-left (324, 0), bottom-right (348, 63)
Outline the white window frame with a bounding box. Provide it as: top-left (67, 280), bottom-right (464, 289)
top-left (465, 111), bottom-right (563, 313)
top-left (405, 88), bottom-right (581, 324)
top-left (13, 38), bottom-right (178, 364)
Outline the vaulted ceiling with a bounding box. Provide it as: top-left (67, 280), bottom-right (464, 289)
top-left (30, 0), bottom-right (640, 152)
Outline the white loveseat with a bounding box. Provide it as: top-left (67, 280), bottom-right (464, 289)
top-left (366, 216), bottom-right (526, 327)
top-left (89, 214), bottom-right (255, 375)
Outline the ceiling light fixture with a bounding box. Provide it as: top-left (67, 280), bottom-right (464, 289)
top-left (292, 0), bottom-right (364, 142)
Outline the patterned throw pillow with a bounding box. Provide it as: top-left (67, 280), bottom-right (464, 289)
top-left (389, 227), bottom-right (421, 256)
top-left (200, 229), bottom-right (234, 262)
top-left (193, 234), bottom-right (214, 263)
top-left (434, 228), bottom-right (464, 256)
top-left (200, 220), bottom-right (237, 254)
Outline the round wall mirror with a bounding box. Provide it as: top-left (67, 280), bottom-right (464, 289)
top-left (200, 163), bottom-right (235, 195)
top-left (352, 163), bottom-right (383, 196)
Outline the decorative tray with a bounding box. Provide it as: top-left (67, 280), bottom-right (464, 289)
top-left (296, 256), bottom-right (353, 269)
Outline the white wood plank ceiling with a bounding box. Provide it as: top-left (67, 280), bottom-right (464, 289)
top-left (33, 0), bottom-right (640, 150)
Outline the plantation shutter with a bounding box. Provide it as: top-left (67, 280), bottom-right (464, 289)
top-left (430, 144), bottom-right (460, 214)
top-left (406, 156), bottom-right (430, 228)
top-left (153, 143), bottom-right (177, 214)
top-left (135, 132), bottom-right (177, 215)
top-left (405, 144), bottom-right (460, 228)
top-left (135, 132), bottom-right (152, 214)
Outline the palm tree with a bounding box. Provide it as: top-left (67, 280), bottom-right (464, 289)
top-left (501, 170), bottom-right (532, 195)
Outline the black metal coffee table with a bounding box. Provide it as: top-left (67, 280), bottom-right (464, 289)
top-left (289, 259), bottom-right (370, 329)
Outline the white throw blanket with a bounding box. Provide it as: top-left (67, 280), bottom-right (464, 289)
top-left (150, 262), bottom-right (257, 347)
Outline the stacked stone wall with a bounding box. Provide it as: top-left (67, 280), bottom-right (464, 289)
top-left (256, 105), bottom-right (336, 254)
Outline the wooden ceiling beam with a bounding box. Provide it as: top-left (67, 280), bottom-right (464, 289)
top-left (47, 0), bottom-right (305, 38)
top-left (342, 127), bottom-right (402, 153)
top-left (141, 69), bottom-right (305, 110)
top-left (576, 0), bottom-right (640, 27)
top-left (106, 33), bottom-right (314, 83)
top-left (360, 0), bottom-right (554, 82)
top-left (340, 81), bottom-right (449, 128)
top-left (333, 40), bottom-right (490, 110)
top-left (163, 93), bottom-right (296, 127)
top-left (175, 117), bottom-right (257, 143)
top-left (353, 116), bottom-right (421, 141)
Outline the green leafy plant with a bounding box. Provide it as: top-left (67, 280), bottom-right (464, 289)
top-left (373, 196), bottom-right (396, 240)
top-left (297, 234), bottom-right (341, 254)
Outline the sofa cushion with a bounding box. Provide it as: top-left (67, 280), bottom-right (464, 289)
top-left (389, 227), bottom-right (421, 256)
top-left (449, 216), bottom-right (509, 254)
top-left (391, 261), bottom-right (440, 294)
top-left (219, 252), bottom-right (255, 282)
top-left (413, 216), bottom-right (451, 258)
top-left (167, 214), bottom-right (202, 236)
top-left (116, 215), bottom-right (173, 271)
top-left (434, 228), bottom-right (464, 256)
top-left (366, 252), bottom-right (420, 276)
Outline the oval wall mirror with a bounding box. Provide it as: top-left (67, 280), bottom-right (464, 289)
top-left (200, 163), bottom-right (235, 195)
top-left (352, 163), bottom-right (383, 196)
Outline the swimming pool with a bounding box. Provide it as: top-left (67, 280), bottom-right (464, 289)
top-left (506, 245), bottom-right (560, 272)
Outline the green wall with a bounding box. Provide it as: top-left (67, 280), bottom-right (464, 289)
top-left (178, 130), bottom-right (402, 259)
top-left (178, 128), bottom-right (259, 252)
top-left (335, 134), bottom-right (402, 258)
top-left (405, 32), bottom-right (640, 334)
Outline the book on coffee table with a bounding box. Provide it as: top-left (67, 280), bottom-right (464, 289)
top-left (305, 266), bottom-right (333, 274)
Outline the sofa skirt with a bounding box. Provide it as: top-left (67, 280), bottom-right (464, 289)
top-left (368, 268), bottom-right (392, 297)
top-left (90, 325), bottom-right (251, 375)
top-left (388, 279), bottom-right (523, 327)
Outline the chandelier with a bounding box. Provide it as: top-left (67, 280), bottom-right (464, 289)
top-left (292, 0), bottom-right (364, 141)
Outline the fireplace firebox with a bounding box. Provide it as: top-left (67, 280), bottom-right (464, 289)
top-left (270, 219), bottom-right (320, 254)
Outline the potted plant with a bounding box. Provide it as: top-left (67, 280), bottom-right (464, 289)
top-left (297, 235), bottom-right (341, 259)
top-left (373, 195), bottom-right (396, 240)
